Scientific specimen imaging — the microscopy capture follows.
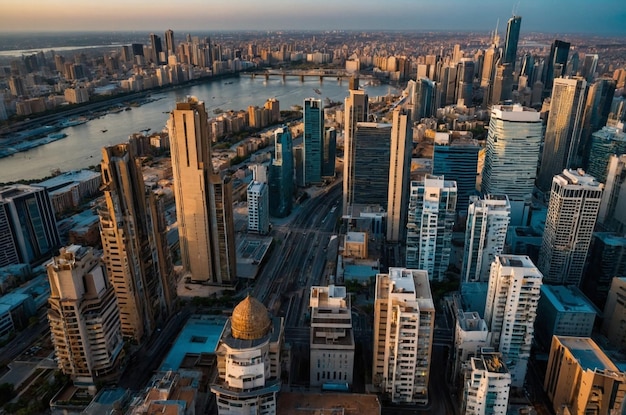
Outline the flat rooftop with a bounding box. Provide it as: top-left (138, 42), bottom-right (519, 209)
top-left (557, 336), bottom-right (619, 372)
top-left (159, 315), bottom-right (225, 372)
top-left (277, 392), bottom-right (380, 415)
top-left (498, 255), bottom-right (536, 269)
top-left (473, 353), bottom-right (508, 374)
top-left (541, 285), bottom-right (597, 314)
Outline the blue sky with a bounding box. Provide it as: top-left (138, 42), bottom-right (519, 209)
top-left (2, 0), bottom-right (625, 35)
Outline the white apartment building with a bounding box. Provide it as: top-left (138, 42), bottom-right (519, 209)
top-left (47, 245), bottom-right (123, 388)
top-left (462, 351), bottom-right (511, 415)
top-left (484, 255), bottom-right (542, 388)
top-left (247, 181), bottom-right (269, 234)
top-left (372, 268), bottom-right (435, 404)
top-left (538, 169), bottom-right (603, 286)
top-left (452, 312), bottom-right (492, 384)
top-left (461, 195), bottom-right (511, 283)
top-left (406, 176), bottom-right (457, 281)
top-left (309, 285), bottom-right (354, 387)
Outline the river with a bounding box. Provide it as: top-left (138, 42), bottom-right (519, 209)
top-left (0, 76), bottom-right (395, 183)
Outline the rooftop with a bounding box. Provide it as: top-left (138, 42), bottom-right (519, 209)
top-left (346, 232), bottom-right (366, 243)
top-left (541, 285), bottom-right (597, 314)
top-left (36, 170), bottom-right (100, 190)
top-left (491, 104), bottom-right (540, 122)
top-left (556, 169), bottom-right (603, 189)
top-left (557, 336), bottom-right (619, 373)
top-left (594, 232), bottom-right (626, 247)
top-left (277, 392), bottom-right (380, 415)
top-left (473, 352), bottom-right (509, 374)
top-left (498, 255), bottom-right (537, 269)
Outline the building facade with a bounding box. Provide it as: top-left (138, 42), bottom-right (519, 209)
top-left (247, 181), bottom-right (269, 235)
top-left (599, 154), bottom-right (626, 233)
top-left (386, 109), bottom-right (412, 243)
top-left (303, 97), bottom-right (323, 186)
top-left (342, 86), bottom-right (368, 216)
top-left (372, 268), bottom-right (435, 405)
top-left (269, 127), bottom-right (294, 218)
top-left (462, 351), bottom-right (511, 415)
top-left (602, 277), bottom-right (626, 350)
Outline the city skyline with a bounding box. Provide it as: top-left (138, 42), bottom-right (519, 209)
top-left (2, 0), bottom-right (625, 35)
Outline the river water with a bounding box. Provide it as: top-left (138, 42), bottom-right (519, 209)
top-left (0, 76), bottom-right (395, 182)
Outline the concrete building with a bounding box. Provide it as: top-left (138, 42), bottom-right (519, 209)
top-left (586, 126), bottom-right (626, 184)
top-left (269, 127), bottom-right (294, 218)
top-left (452, 312), bottom-right (492, 385)
top-left (481, 104), bottom-right (542, 200)
top-left (544, 336), bottom-right (626, 415)
top-left (344, 231), bottom-right (368, 259)
top-left (303, 97), bottom-right (323, 186)
top-left (99, 143), bottom-right (176, 342)
top-left (343, 84), bottom-right (369, 217)
top-left (462, 351), bottom-right (511, 415)
top-left (372, 268), bottom-right (435, 405)
top-left (168, 96), bottom-right (237, 285)
top-left (484, 255), bottom-right (542, 387)
top-left (537, 77), bottom-right (587, 192)
top-left (128, 370), bottom-right (200, 415)
top-left (0, 184), bottom-right (60, 267)
top-left (538, 169), bottom-right (603, 286)
top-left (461, 195), bottom-right (511, 283)
top-left (386, 109), bottom-right (412, 243)
top-left (47, 245), bottom-right (123, 388)
top-left (406, 176), bottom-right (457, 281)
top-left (247, 181), bottom-right (269, 235)
top-left (37, 170), bottom-right (101, 215)
top-left (309, 285), bottom-right (354, 388)
top-left (602, 277), bottom-right (626, 350)
top-left (210, 296), bottom-right (284, 415)
top-left (535, 285), bottom-right (597, 349)
top-left (598, 155), bottom-right (626, 233)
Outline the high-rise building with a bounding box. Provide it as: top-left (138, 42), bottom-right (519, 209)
top-left (490, 63), bottom-right (513, 104)
top-left (536, 77), bottom-right (588, 191)
top-left (602, 277), bottom-right (626, 350)
top-left (164, 29), bottom-right (175, 56)
top-left (309, 285), bottom-right (354, 387)
top-left (482, 104), bottom-right (542, 200)
top-left (406, 176), bottom-right (457, 281)
top-left (47, 245), bottom-right (124, 387)
top-left (99, 143), bottom-right (176, 342)
top-left (586, 126), bottom-right (626, 183)
top-left (582, 233), bottom-right (626, 308)
top-left (543, 39), bottom-right (571, 91)
top-left (461, 351), bottom-right (510, 415)
top-left (372, 268), bottom-right (435, 405)
top-left (578, 78), bottom-right (616, 168)
top-left (149, 33), bottom-right (163, 64)
top-left (210, 296), bottom-right (284, 415)
top-left (411, 78), bottom-right (436, 121)
top-left (461, 195), bottom-right (511, 283)
top-left (269, 127), bottom-right (294, 218)
top-left (386, 109), bottom-right (411, 243)
top-left (343, 85), bottom-right (369, 216)
top-left (484, 255), bottom-right (542, 387)
top-left (0, 184), bottom-right (59, 267)
top-left (455, 59), bottom-right (474, 106)
top-left (581, 54), bottom-right (599, 82)
top-left (345, 122), bottom-right (391, 217)
top-left (247, 181), bottom-right (269, 235)
top-left (598, 155), bottom-right (626, 233)
top-left (538, 169), bottom-right (603, 286)
top-left (303, 98), bottom-right (323, 186)
top-left (432, 135), bottom-right (480, 213)
top-left (168, 97), bottom-right (237, 285)
top-left (503, 15), bottom-right (522, 70)
top-left (322, 127), bottom-right (336, 177)
top-left (452, 312), bottom-right (492, 385)
top-left (544, 336), bottom-right (626, 415)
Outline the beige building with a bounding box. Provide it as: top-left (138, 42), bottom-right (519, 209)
top-left (544, 336), bottom-right (626, 415)
top-left (344, 231), bottom-right (368, 259)
top-left (386, 109), bottom-right (412, 243)
top-left (168, 97), bottom-right (237, 285)
top-left (602, 277), bottom-right (626, 350)
top-left (211, 296), bottom-right (284, 415)
top-left (47, 245), bottom-right (123, 388)
top-left (452, 312), bottom-right (492, 384)
top-left (343, 84), bottom-right (368, 217)
top-left (372, 268), bottom-right (435, 405)
top-left (309, 285), bottom-right (354, 387)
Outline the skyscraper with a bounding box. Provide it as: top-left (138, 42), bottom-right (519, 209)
top-left (484, 255), bottom-right (542, 387)
top-left (164, 29), bottom-right (175, 56)
top-left (247, 181), bottom-right (269, 235)
top-left (343, 84), bottom-right (368, 216)
top-left (0, 184), bottom-right (59, 267)
top-left (149, 33), bottom-right (163, 64)
top-left (586, 126), bottom-right (626, 183)
top-left (100, 143), bottom-right (176, 342)
top-left (269, 127), bottom-right (294, 218)
top-left (482, 104), bottom-right (542, 199)
top-left (47, 245), bottom-right (123, 387)
top-left (322, 127), bottom-right (336, 177)
top-left (503, 15), bottom-right (522, 70)
top-left (386, 109), bottom-right (412, 243)
top-left (538, 169), bottom-right (603, 286)
top-left (490, 63), bottom-right (513, 104)
top-left (372, 268), bottom-right (435, 405)
top-left (455, 59), bottom-right (474, 106)
top-left (461, 195), bottom-right (511, 283)
top-left (411, 78), bottom-right (436, 121)
top-left (543, 39), bottom-right (571, 91)
top-left (536, 77), bottom-right (588, 191)
top-left (168, 97), bottom-right (237, 285)
top-left (598, 154), bottom-right (626, 233)
top-left (602, 277), bottom-right (626, 350)
top-left (303, 97), bottom-right (323, 186)
top-left (406, 176), bottom-right (457, 281)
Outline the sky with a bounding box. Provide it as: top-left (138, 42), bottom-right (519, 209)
top-left (1, 0), bottom-right (625, 36)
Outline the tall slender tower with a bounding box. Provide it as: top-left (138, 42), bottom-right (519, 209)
top-left (461, 195), bottom-right (511, 283)
top-left (484, 255), bottom-right (542, 388)
top-left (386, 109), bottom-right (412, 243)
top-left (303, 97), bottom-right (323, 186)
top-left (269, 127), bottom-right (294, 218)
top-left (406, 176), bottom-right (457, 281)
top-left (164, 29), bottom-right (175, 56)
top-left (372, 268), bottom-right (435, 405)
top-left (543, 39), bottom-right (570, 91)
top-left (100, 142), bottom-right (176, 342)
top-left (47, 245), bottom-right (124, 387)
top-left (342, 81), bottom-right (368, 217)
top-left (503, 16), bottom-right (522, 70)
top-left (168, 97), bottom-right (237, 286)
top-left (538, 169), bottom-right (603, 286)
top-left (149, 33), bottom-right (163, 64)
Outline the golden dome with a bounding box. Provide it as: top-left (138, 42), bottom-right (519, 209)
top-left (231, 295), bottom-right (271, 340)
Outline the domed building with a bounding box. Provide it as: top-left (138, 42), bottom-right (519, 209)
top-left (210, 295), bottom-right (284, 415)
